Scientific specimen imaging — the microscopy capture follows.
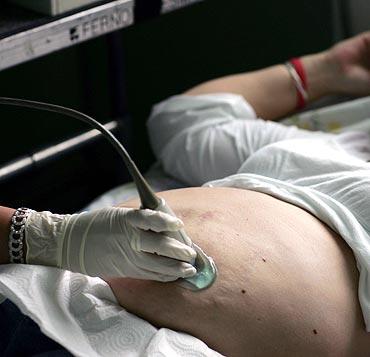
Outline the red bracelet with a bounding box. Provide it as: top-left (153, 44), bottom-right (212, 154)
top-left (285, 57), bottom-right (308, 110)
top-left (290, 58), bottom-right (307, 88)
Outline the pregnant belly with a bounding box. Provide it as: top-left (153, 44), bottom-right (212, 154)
top-left (106, 187), bottom-right (370, 356)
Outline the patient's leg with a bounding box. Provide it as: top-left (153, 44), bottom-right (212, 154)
top-left (106, 187), bottom-right (370, 356)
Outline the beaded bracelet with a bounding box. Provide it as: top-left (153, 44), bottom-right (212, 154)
top-left (8, 208), bottom-right (31, 263)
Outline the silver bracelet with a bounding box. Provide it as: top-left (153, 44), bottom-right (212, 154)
top-left (8, 208), bottom-right (31, 264)
top-left (284, 61), bottom-right (308, 102)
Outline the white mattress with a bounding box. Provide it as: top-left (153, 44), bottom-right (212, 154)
top-left (84, 163), bottom-right (188, 211)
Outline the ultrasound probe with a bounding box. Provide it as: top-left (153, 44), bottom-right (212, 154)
top-left (0, 97), bottom-right (217, 291)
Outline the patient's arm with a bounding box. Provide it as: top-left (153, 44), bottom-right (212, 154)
top-left (106, 187), bottom-right (370, 356)
top-left (184, 53), bottom-right (330, 120)
top-left (184, 32), bottom-right (370, 120)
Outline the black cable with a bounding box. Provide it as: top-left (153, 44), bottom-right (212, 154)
top-left (0, 97), bottom-right (161, 210)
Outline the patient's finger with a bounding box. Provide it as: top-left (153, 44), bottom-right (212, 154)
top-left (135, 230), bottom-right (196, 262)
top-left (125, 209), bottom-right (184, 232)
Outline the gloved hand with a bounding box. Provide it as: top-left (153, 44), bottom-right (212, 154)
top-left (24, 207), bottom-right (197, 281)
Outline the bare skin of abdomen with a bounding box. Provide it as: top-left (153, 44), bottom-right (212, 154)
top-left (105, 187), bottom-right (370, 356)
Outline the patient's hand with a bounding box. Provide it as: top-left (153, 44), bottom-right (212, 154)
top-left (326, 31), bottom-right (370, 96)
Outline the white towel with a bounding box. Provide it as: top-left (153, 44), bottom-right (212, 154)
top-left (0, 264), bottom-right (223, 356)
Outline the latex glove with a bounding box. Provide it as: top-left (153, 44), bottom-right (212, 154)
top-left (326, 31), bottom-right (370, 96)
top-left (24, 207), bottom-right (197, 281)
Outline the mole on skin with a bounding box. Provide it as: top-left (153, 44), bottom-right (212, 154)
top-left (111, 187), bottom-right (370, 355)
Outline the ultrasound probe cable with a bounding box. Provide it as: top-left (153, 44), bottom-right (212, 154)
top-left (0, 97), bottom-right (217, 291)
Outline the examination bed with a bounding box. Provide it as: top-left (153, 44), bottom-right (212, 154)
top-left (1, 95), bottom-right (370, 356)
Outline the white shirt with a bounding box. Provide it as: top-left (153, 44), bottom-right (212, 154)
top-left (148, 93), bottom-right (370, 330)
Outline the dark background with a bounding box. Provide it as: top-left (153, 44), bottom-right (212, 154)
top-left (0, 0), bottom-right (336, 211)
